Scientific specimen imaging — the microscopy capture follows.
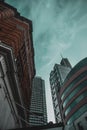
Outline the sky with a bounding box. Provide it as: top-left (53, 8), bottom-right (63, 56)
top-left (5, 0), bottom-right (87, 123)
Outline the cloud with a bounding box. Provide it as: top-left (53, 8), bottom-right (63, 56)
top-left (31, 0), bottom-right (87, 122)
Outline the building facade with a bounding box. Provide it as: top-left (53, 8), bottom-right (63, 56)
top-left (0, 0), bottom-right (35, 129)
top-left (0, 45), bottom-right (23, 129)
top-left (60, 57), bottom-right (87, 128)
top-left (49, 58), bottom-right (71, 123)
top-left (29, 77), bottom-right (47, 126)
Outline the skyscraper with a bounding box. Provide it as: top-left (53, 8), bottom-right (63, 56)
top-left (29, 77), bottom-right (47, 126)
top-left (60, 58), bottom-right (72, 68)
top-left (0, 0), bottom-right (35, 128)
top-left (49, 58), bottom-right (71, 123)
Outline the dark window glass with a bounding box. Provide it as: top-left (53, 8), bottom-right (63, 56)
top-left (67, 104), bottom-right (87, 125)
top-left (61, 71), bottom-right (87, 100)
top-left (63, 80), bottom-right (87, 107)
top-left (85, 117), bottom-right (87, 121)
top-left (65, 91), bottom-right (87, 116)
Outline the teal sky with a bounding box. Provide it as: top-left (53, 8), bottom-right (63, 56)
top-left (5, 0), bottom-right (87, 123)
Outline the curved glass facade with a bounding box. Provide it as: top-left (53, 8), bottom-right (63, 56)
top-left (63, 80), bottom-right (87, 107)
top-left (61, 71), bottom-right (87, 100)
top-left (60, 57), bottom-right (87, 125)
top-left (63, 57), bottom-right (87, 84)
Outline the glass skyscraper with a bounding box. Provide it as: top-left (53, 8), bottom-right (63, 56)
top-left (49, 58), bottom-right (71, 123)
top-left (29, 77), bottom-right (47, 126)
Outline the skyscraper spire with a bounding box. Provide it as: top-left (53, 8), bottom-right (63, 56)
top-left (60, 53), bottom-right (63, 59)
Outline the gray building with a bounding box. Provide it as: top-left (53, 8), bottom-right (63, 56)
top-left (49, 58), bottom-right (71, 123)
top-left (29, 77), bottom-right (47, 126)
top-left (0, 43), bottom-right (24, 129)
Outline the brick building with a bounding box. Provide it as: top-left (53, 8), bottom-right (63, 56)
top-left (0, 0), bottom-right (35, 129)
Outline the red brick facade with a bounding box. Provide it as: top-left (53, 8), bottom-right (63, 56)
top-left (0, 1), bottom-right (35, 123)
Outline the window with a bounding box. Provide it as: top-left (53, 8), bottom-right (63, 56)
top-left (61, 71), bottom-right (87, 100)
top-left (63, 80), bottom-right (87, 107)
top-left (16, 54), bottom-right (24, 80)
top-left (85, 117), bottom-right (87, 121)
top-left (64, 58), bottom-right (87, 83)
top-left (65, 91), bottom-right (87, 116)
top-left (67, 104), bottom-right (87, 125)
top-left (20, 44), bottom-right (27, 65)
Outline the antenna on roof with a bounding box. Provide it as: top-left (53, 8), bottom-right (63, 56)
top-left (60, 53), bottom-right (67, 66)
top-left (60, 53), bottom-right (63, 59)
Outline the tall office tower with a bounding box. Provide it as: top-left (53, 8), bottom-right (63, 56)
top-left (49, 58), bottom-right (71, 123)
top-left (0, 1), bottom-right (35, 129)
top-left (29, 77), bottom-right (47, 126)
top-left (60, 58), bottom-right (72, 68)
top-left (59, 57), bottom-right (87, 129)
